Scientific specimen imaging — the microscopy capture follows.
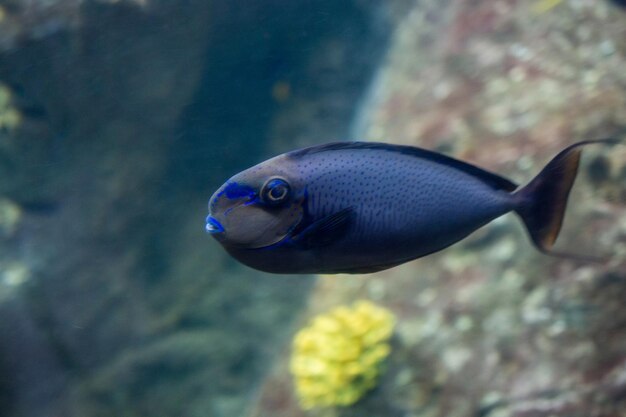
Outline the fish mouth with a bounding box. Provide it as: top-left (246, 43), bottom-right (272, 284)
top-left (205, 215), bottom-right (225, 234)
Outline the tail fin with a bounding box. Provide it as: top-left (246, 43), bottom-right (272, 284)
top-left (514, 138), bottom-right (622, 261)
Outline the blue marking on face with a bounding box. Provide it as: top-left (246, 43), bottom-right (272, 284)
top-left (244, 198), bottom-right (257, 206)
top-left (218, 182), bottom-right (256, 200)
top-left (218, 182), bottom-right (259, 217)
top-left (205, 215), bottom-right (224, 234)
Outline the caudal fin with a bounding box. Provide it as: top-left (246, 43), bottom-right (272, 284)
top-left (514, 138), bottom-right (622, 260)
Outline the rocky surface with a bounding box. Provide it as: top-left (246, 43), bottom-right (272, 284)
top-left (248, 1), bottom-right (626, 416)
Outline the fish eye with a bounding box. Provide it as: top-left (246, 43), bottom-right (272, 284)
top-left (261, 178), bottom-right (291, 206)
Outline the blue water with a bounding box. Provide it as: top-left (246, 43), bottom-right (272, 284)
top-left (0, 2), bottom-right (391, 417)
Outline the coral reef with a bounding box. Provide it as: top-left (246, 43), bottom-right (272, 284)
top-left (290, 300), bottom-right (395, 409)
top-left (0, 83), bottom-right (21, 132)
top-left (0, 198), bottom-right (21, 238)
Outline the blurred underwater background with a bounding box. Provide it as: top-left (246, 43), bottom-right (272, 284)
top-left (0, 0), bottom-right (625, 416)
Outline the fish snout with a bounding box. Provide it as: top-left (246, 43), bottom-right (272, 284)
top-left (205, 215), bottom-right (225, 234)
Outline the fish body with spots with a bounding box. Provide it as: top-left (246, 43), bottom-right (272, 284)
top-left (206, 140), bottom-right (619, 274)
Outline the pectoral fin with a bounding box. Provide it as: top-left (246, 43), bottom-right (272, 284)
top-left (292, 207), bottom-right (355, 249)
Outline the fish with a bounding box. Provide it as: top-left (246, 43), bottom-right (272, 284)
top-left (205, 139), bottom-right (621, 274)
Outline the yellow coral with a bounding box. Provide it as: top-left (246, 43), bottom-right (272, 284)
top-left (531, 0), bottom-right (563, 14)
top-left (0, 83), bottom-right (21, 132)
top-left (290, 300), bottom-right (395, 409)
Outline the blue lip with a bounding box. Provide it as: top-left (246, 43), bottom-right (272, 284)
top-left (205, 215), bottom-right (224, 234)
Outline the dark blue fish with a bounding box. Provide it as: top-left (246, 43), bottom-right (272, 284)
top-left (205, 139), bottom-right (620, 274)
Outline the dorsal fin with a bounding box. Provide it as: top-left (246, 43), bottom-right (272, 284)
top-left (288, 141), bottom-right (518, 192)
